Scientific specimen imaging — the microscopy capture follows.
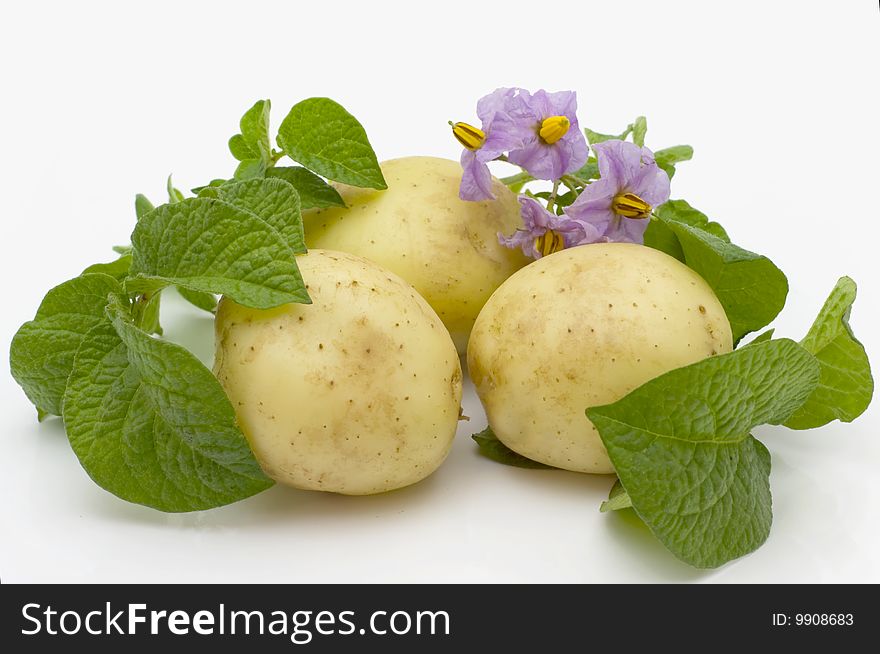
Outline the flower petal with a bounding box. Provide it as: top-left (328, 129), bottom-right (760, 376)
top-left (545, 90), bottom-right (578, 121)
top-left (604, 215), bottom-right (650, 244)
top-left (522, 89), bottom-right (578, 122)
top-left (480, 112), bottom-right (531, 160)
top-left (574, 208), bottom-right (616, 239)
top-left (459, 149), bottom-right (495, 201)
top-left (560, 129), bottom-right (589, 175)
top-left (565, 176), bottom-right (616, 217)
top-left (508, 140), bottom-right (566, 181)
top-left (519, 195), bottom-right (555, 230)
top-left (517, 89), bottom-right (546, 120)
top-left (477, 87), bottom-right (518, 125)
top-left (592, 139), bottom-right (642, 189)
top-left (564, 175), bottom-right (618, 241)
top-left (550, 214), bottom-right (604, 247)
top-left (498, 195), bottom-right (561, 259)
top-left (574, 220), bottom-right (605, 246)
top-left (629, 161), bottom-right (671, 208)
top-left (498, 228), bottom-right (535, 256)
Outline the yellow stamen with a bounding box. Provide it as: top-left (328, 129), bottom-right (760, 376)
top-left (535, 229), bottom-right (565, 257)
top-left (539, 115), bottom-right (571, 144)
top-left (611, 192), bottom-right (652, 219)
top-left (451, 121), bottom-right (485, 150)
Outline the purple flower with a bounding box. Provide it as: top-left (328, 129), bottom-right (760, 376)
top-left (499, 195), bottom-right (602, 260)
top-left (506, 90), bottom-right (589, 181)
top-left (563, 140), bottom-right (671, 244)
top-left (455, 88), bottom-right (531, 201)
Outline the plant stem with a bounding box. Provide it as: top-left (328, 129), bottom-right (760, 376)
top-left (545, 180), bottom-right (561, 212)
top-left (499, 171), bottom-right (533, 187)
top-left (132, 291), bottom-right (153, 329)
top-left (560, 174), bottom-right (587, 190)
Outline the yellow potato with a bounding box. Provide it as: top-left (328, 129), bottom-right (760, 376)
top-left (214, 249), bottom-right (462, 495)
top-left (467, 243), bottom-right (733, 473)
top-left (303, 156), bottom-right (529, 353)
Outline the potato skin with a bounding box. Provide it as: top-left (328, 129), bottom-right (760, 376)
top-left (467, 243), bottom-right (733, 474)
top-left (303, 156), bottom-right (529, 353)
top-left (214, 249), bottom-right (462, 495)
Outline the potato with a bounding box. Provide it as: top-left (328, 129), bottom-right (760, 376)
top-left (303, 156), bottom-right (529, 353)
top-left (467, 243), bottom-right (733, 474)
top-left (214, 249), bottom-right (463, 495)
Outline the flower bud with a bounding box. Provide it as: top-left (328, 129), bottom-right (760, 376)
top-left (611, 192), bottom-right (652, 219)
top-left (539, 115), bottom-right (571, 145)
top-left (451, 122), bottom-right (486, 151)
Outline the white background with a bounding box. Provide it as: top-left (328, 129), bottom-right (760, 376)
top-left (0, 0), bottom-right (878, 583)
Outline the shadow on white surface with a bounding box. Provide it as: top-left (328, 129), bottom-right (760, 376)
top-left (75, 461), bottom-right (452, 529)
top-left (602, 509), bottom-right (708, 582)
top-left (499, 465), bottom-right (613, 497)
top-left (32, 414), bottom-right (67, 438)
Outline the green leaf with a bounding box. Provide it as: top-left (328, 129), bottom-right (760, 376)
top-left (600, 480), bottom-right (633, 513)
top-left (644, 199), bottom-right (730, 262)
top-left (135, 194), bottom-right (154, 220)
top-left (112, 244), bottom-right (132, 255)
top-left (653, 145), bottom-right (693, 179)
top-left (654, 145), bottom-right (693, 164)
top-left (652, 207), bottom-right (787, 343)
top-left (749, 328), bottom-right (775, 344)
top-left (654, 145), bottom-right (693, 169)
top-left (133, 291), bottom-right (163, 336)
top-left (785, 277), bottom-right (873, 429)
top-left (471, 426), bottom-right (554, 469)
top-left (128, 196), bottom-right (310, 309)
top-left (555, 190), bottom-right (577, 209)
top-left (277, 97), bottom-right (386, 189)
top-left (228, 134), bottom-right (257, 162)
top-left (177, 287), bottom-right (218, 313)
top-left (499, 171), bottom-right (533, 193)
top-left (632, 116), bottom-right (647, 147)
top-left (570, 159), bottom-right (600, 183)
top-left (239, 99), bottom-right (271, 160)
top-left (656, 200), bottom-right (730, 241)
top-left (199, 177), bottom-right (305, 254)
top-left (62, 306), bottom-right (273, 512)
top-left (166, 175), bottom-right (185, 204)
top-left (190, 179), bottom-right (227, 195)
top-left (643, 220), bottom-right (685, 262)
top-left (233, 158), bottom-right (266, 181)
top-left (266, 166), bottom-right (346, 209)
top-left (82, 253), bottom-right (132, 280)
top-left (9, 273), bottom-right (122, 416)
top-left (656, 161), bottom-right (676, 180)
top-left (228, 100), bottom-right (272, 164)
top-left (588, 339), bottom-right (820, 568)
top-left (585, 126), bottom-right (631, 145)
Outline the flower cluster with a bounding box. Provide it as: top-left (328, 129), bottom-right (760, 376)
top-left (453, 87), bottom-right (587, 202)
top-left (452, 88), bottom-right (671, 259)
